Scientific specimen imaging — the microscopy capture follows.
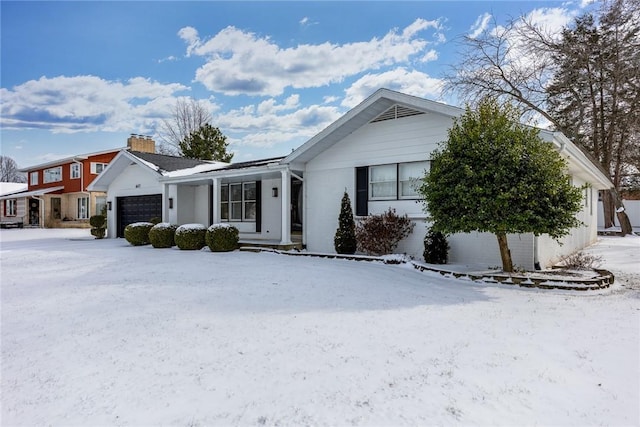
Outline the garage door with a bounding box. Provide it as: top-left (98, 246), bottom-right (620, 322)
top-left (116, 194), bottom-right (162, 237)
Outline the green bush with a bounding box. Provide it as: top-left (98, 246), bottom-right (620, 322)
top-left (206, 224), bottom-right (239, 252)
top-left (423, 228), bottom-right (449, 264)
top-left (149, 223), bottom-right (178, 248)
top-left (89, 214), bottom-right (106, 239)
top-left (175, 224), bottom-right (206, 250)
top-left (124, 222), bottom-right (154, 246)
top-left (149, 217), bottom-right (162, 225)
top-left (89, 215), bottom-right (106, 228)
top-left (355, 208), bottom-right (415, 256)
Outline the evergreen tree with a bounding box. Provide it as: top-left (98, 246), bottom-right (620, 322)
top-left (334, 191), bottom-right (357, 254)
top-left (419, 98), bottom-right (583, 272)
top-left (179, 123), bottom-right (234, 162)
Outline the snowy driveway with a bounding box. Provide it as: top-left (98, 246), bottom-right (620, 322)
top-left (1, 229), bottom-right (639, 426)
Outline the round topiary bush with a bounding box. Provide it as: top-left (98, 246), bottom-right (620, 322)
top-left (124, 222), bottom-right (154, 246)
top-left (206, 223), bottom-right (239, 252)
top-left (175, 224), bottom-right (207, 250)
top-left (149, 223), bottom-right (178, 248)
top-left (89, 215), bottom-right (106, 228)
top-left (149, 217), bottom-right (162, 225)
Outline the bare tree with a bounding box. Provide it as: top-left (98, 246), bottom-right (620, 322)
top-left (0, 156), bottom-right (26, 183)
top-left (444, 0), bottom-right (639, 235)
top-left (158, 98), bottom-right (212, 156)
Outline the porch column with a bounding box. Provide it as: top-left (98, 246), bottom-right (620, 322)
top-left (211, 178), bottom-right (219, 225)
top-left (162, 183), bottom-right (169, 223)
top-left (167, 184), bottom-right (178, 224)
top-left (280, 169), bottom-right (292, 245)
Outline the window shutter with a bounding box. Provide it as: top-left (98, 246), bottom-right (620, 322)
top-left (255, 180), bottom-right (262, 232)
top-left (355, 167), bottom-right (368, 216)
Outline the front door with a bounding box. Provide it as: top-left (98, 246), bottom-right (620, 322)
top-left (29, 198), bottom-right (40, 226)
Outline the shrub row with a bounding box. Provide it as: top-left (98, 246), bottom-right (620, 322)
top-left (124, 222), bottom-right (239, 252)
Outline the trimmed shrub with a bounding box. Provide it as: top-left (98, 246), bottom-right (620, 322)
top-left (206, 224), bottom-right (239, 252)
top-left (149, 223), bottom-right (178, 248)
top-left (423, 228), bottom-right (449, 264)
top-left (124, 222), bottom-right (154, 246)
top-left (355, 208), bottom-right (415, 256)
top-left (149, 217), bottom-right (162, 225)
top-left (175, 223), bottom-right (207, 250)
top-left (89, 214), bottom-right (106, 239)
top-left (334, 191), bottom-right (357, 254)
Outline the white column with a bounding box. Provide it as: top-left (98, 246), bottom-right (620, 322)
top-left (280, 169), bottom-right (292, 245)
top-left (168, 184), bottom-right (178, 224)
top-left (211, 178), bottom-right (219, 225)
top-left (161, 183), bottom-right (169, 222)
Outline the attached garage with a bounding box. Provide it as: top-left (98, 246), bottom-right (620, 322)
top-left (116, 194), bottom-right (162, 237)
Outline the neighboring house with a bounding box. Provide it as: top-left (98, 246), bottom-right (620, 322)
top-left (0, 183), bottom-right (28, 227)
top-left (0, 135), bottom-right (154, 228)
top-left (93, 89), bottom-right (614, 269)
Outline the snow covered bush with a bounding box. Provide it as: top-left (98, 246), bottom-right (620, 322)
top-left (423, 228), bottom-right (449, 264)
top-left (175, 224), bottom-right (206, 250)
top-left (149, 217), bottom-right (162, 225)
top-left (89, 215), bottom-right (106, 239)
top-left (124, 222), bottom-right (154, 246)
top-left (149, 223), bottom-right (178, 248)
top-left (205, 223), bottom-right (239, 252)
top-left (355, 208), bottom-right (415, 256)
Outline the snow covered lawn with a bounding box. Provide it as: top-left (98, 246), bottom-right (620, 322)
top-left (2, 229), bottom-right (639, 426)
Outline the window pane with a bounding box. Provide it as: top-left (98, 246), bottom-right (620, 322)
top-left (244, 202), bottom-right (256, 220)
top-left (230, 184), bottom-right (242, 202)
top-left (44, 167), bottom-right (61, 183)
top-left (30, 172), bottom-right (38, 185)
top-left (221, 185), bottom-right (229, 201)
top-left (221, 202), bottom-right (229, 220)
top-left (370, 164), bottom-right (396, 182)
top-left (230, 202), bottom-right (242, 220)
top-left (243, 182), bottom-right (256, 201)
top-left (370, 164), bottom-right (397, 198)
top-left (77, 197), bottom-right (89, 219)
top-left (399, 161), bottom-right (429, 180)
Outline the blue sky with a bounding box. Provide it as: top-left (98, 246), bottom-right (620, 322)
top-left (1, 1), bottom-right (595, 168)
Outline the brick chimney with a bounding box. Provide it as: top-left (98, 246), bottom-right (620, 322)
top-left (127, 134), bottom-right (156, 153)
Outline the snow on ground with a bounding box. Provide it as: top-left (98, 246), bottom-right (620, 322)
top-left (1, 229), bottom-right (639, 426)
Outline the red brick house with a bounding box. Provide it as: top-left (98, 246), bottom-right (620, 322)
top-left (0, 135), bottom-right (155, 228)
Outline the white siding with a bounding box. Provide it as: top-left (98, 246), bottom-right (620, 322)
top-left (257, 177), bottom-right (282, 240)
top-left (598, 199), bottom-right (640, 228)
top-left (104, 165), bottom-right (162, 238)
top-left (305, 114), bottom-right (449, 258)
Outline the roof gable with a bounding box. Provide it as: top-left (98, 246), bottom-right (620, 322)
top-left (283, 88), bottom-right (462, 165)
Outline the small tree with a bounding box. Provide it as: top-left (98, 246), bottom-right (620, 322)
top-left (423, 228), bottom-right (449, 264)
top-left (419, 98), bottom-right (583, 272)
top-left (355, 208), bottom-right (415, 256)
top-left (179, 123), bottom-right (233, 162)
top-left (334, 192), bottom-right (357, 254)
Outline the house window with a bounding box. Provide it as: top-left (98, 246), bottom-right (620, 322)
top-left (221, 182), bottom-right (257, 222)
top-left (5, 199), bottom-right (17, 216)
top-left (243, 182), bottom-right (256, 221)
top-left (368, 161), bottom-right (429, 200)
top-left (90, 162), bottom-right (108, 174)
top-left (95, 196), bottom-right (106, 215)
top-left (369, 164), bottom-right (397, 199)
top-left (399, 161), bottom-right (429, 198)
top-left (77, 197), bottom-right (89, 219)
top-left (30, 172), bottom-right (38, 185)
top-left (70, 163), bottom-right (81, 179)
top-left (43, 167), bottom-right (62, 183)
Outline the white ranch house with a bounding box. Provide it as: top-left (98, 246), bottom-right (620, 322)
top-left (90, 89), bottom-right (613, 270)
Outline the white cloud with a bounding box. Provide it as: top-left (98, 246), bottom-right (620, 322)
top-left (0, 75), bottom-right (190, 134)
top-left (342, 68), bottom-right (445, 108)
top-left (469, 12), bottom-right (492, 39)
top-left (420, 49), bottom-right (439, 63)
top-left (178, 19), bottom-right (443, 96)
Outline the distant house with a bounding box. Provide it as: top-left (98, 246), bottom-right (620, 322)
top-left (0, 183), bottom-right (28, 228)
top-left (0, 135), bottom-right (155, 228)
top-left (93, 89), bottom-right (614, 269)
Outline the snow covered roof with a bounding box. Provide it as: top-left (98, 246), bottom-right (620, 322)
top-left (0, 185), bottom-right (64, 200)
top-left (0, 182), bottom-right (28, 197)
top-left (17, 147), bottom-right (124, 172)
